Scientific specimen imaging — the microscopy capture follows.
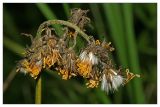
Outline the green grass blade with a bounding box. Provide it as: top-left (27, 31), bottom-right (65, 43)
top-left (3, 7), bottom-right (23, 46)
top-left (102, 4), bottom-right (128, 66)
top-left (122, 4), bottom-right (145, 103)
top-left (36, 3), bottom-right (57, 20)
top-left (3, 8), bottom-right (19, 37)
top-left (62, 3), bottom-right (70, 19)
top-left (89, 4), bottom-right (106, 40)
top-left (95, 90), bottom-right (111, 103)
top-left (36, 3), bottom-right (62, 35)
top-left (4, 37), bottom-right (25, 56)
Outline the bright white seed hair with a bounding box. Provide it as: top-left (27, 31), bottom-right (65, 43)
top-left (88, 52), bottom-right (98, 65)
top-left (101, 69), bottom-right (124, 93)
top-left (79, 51), bottom-right (88, 61)
top-left (79, 51), bottom-right (98, 65)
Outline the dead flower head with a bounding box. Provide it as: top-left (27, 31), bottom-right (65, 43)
top-left (57, 49), bottom-right (77, 80)
top-left (16, 8), bottom-right (141, 94)
top-left (77, 50), bottom-right (98, 78)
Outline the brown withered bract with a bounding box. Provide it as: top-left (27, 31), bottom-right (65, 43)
top-left (123, 69), bottom-right (141, 85)
top-left (69, 8), bottom-right (90, 30)
top-left (57, 49), bottom-right (78, 80)
top-left (67, 8), bottom-right (90, 38)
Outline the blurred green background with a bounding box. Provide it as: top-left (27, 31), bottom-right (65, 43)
top-left (3, 3), bottom-right (157, 104)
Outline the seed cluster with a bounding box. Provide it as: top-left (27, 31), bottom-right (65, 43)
top-left (16, 8), bottom-right (140, 93)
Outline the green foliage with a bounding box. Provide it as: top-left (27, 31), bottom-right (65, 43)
top-left (3, 3), bottom-right (157, 104)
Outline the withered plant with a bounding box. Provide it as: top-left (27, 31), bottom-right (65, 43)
top-left (16, 8), bottom-right (140, 103)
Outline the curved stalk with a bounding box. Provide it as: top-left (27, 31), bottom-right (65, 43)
top-left (36, 20), bottom-right (90, 43)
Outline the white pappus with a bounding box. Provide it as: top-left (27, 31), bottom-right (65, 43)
top-left (79, 51), bottom-right (98, 65)
top-left (101, 68), bottom-right (124, 93)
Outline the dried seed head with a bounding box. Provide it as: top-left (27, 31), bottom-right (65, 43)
top-left (16, 8), bottom-right (141, 94)
top-left (86, 79), bottom-right (99, 88)
top-left (101, 68), bottom-right (124, 93)
top-left (58, 68), bottom-right (70, 80)
top-left (69, 8), bottom-right (90, 30)
top-left (76, 58), bottom-right (92, 78)
top-left (57, 49), bottom-right (78, 80)
top-left (16, 59), bottom-right (30, 74)
top-left (43, 49), bottom-right (61, 68)
top-left (29, 60), bottom-right (43, 79)
top-left (86, 71), bottom-right (100, 88)
top-left (80, 51), bottom-right (98, 65)
top-left (16, 57), bottom-right (43, 79)
top-left (77, 50), bottom-right (99, 78)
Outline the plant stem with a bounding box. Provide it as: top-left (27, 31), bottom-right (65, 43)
top-left (4, 37), bottom-right (25, 56)
top-left (35, 76), bottom-right (42, 104)
top-left (36, 20), bottom-right (90, 43)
